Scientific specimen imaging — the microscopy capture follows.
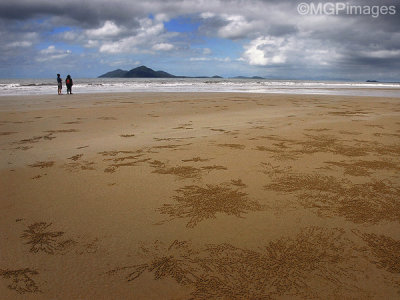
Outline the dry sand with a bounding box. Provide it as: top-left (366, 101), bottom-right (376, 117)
top-left (0, 92), bottom-right (399, 299)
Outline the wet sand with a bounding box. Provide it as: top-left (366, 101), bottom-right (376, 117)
top-left (1, 92), bottom-right (399, 299)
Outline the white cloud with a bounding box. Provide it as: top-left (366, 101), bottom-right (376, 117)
top-left (152, 43), bottom-right (174, 51)
top-left (242, 36), bottom-right (287, 66)
top-left (190, 57), bottom-right (210, 61)
top-left (99, 40), bottom-right (126, 54)
top-left (241, 34), bottom-right (345, 68)
top-left (86, 20), bottom-right (123, 38)
top-left (360, 49), bottom-right (400, 59)
top-left (7, 41), bottom-right (32, 48)
top-left (85, 39), bottom-right (100, 48)
top-left (190, 57), bottom-right (231, 62)
top-left (154, 13), bottom-right (170, 23)
top-left (200, 12), bottom-right (215, 19)
top-left (98, 17), bottom-right (173, 54)
top-left (37, 45), bottom-right (71, 62)
top-left (39, 45), bottom-right (57, 54)
top-left (217, 14), bottom-right (255, 39)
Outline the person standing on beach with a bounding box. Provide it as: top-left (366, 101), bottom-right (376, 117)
top-left (66, 75), bottom-right (73, 94)
top-left (57, 74), bottom-right (62, 95)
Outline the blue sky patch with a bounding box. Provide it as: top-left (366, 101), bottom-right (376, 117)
top-left (165, 17), bottom-right (200, 33)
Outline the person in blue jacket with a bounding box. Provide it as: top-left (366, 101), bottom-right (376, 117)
top-left (57, 74), bottom-right (62, 95)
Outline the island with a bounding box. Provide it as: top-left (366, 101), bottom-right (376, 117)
top-left (98, 65), bottom-right (222, 79)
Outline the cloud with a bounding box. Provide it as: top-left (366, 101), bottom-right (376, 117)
top-left (216, 15), bottom-right (256, 39)
top-left (152, 43), bottom-right (174, 51)
top-left (36, 45), bottom-right (71, 62)
top-left (190, 57), bottom-right (210, 61)
top-left (0, 0), bottom-right (399, 79)
top-left (242, 36), bottom-right (287, 66)
top-left (190, 56), bottom-right (231, 62)
top-left (85, 21), bottom-right (123, 38)
top-left (6, 41), bottom-right (32, 48)
top-left (359, 49), bottom-right (400, 59)
top-left (96, 17), bottom-right (177, 54)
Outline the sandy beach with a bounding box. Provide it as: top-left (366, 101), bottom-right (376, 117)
top-left (0, 92), bottom-right (399, 299)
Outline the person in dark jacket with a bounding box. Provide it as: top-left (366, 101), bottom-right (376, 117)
top-left (66, 75), bottom-right (73, 94)
top-left (57, 74), bottom-right (62, 95)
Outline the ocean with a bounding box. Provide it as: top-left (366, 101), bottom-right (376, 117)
top-left (1, 78), bottom-right (400, 97)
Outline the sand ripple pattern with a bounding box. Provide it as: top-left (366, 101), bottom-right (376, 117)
top-left (254, 133), bottom-right (400, 159)
top-left (0, 268), bottom-right (40, 294)
top-left (109, 227), bottom-right (370, 299)
top-left (358, 232), bottom-right (400, 274)
top-left (264, 173), bottom-right (400, 224)
top-left (156, 182), bottom-right (263, 227)
top-left (20, 222), bottom-right (76, 254)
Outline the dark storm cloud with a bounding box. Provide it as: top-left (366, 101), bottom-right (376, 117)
top-left (0, 0), bottom-right (144, 27)
top-left (267, 24), bottom-right (298, 36)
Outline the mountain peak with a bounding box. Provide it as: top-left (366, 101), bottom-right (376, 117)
top-left (99, 65), bottom-right (176, 78)
top-left (98, 65), bottom-right (224, 79)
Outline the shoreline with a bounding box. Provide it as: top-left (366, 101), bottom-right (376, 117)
top-left (1, 91), bottom-right (400, 112)
top-left (1, 89), bottom-right (400, 98)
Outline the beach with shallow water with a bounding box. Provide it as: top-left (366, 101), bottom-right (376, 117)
top-left (1, 91), bottom-right (400, 299)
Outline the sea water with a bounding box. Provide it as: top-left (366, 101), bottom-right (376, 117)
top-left (1, 78), bottom-right (400, 97)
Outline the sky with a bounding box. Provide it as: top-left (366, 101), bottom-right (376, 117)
top-left (0, 0), bottom-right (399, 80)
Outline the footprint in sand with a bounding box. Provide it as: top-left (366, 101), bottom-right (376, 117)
top-left (181, 157), bottom-right (211, 162)
top-left (120, 134), bottom-right (135, 138)
top-left (64, 161), bottom-right (96, 172)
top-left (68, 154), bottom-right (83, 161)
top-left (28, 161), bottom-right (55, 168)
top-left (100, 150), bottom-right (149, 173)
top-left (210, 128), bottom-right (228, 133)
top-left (216, 143), bottom-right (245, 150)
top-left (15, 133), bottom-right (55, 145)
top-left (151, 163), bottom-right (202, 179)
top-left (149, 160), bottom-right (227, 180)
top-left (98, 117), bottom-right (117, 120)
top-left (15, 146), bottom-right (33, 151)
top-left (173, 122), bottom-right (193, 130)
top-left (63, 121), bottom-right (81, 124)
top-left (0, 132), bottom-right (18, 136)
top-left (44, 129), bottom-right (79, 134)
top-left (147, 114), bottom-right (160, 118)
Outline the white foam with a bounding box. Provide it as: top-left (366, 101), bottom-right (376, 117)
top-left (0, 78), bottom-right (399, 97)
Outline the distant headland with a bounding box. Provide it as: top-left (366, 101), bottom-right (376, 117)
top-left (98, 65), bottom-right (223, 79)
